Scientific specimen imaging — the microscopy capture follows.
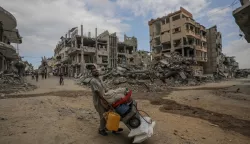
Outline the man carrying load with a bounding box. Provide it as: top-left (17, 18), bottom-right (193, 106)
top-left (89, 66), bottom-right (123, 136)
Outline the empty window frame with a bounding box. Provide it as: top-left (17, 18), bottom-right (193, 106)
top-left (172, 15), bottom-right (180, 21)
top-left (173, 27), bottom-right (181, 33)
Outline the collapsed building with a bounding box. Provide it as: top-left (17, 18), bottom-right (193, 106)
top-left (223, 56), bottom-right (239, 78)
top-left (148, 7), bottom-right (208, 75)
top-left (53, 25), bottom-right (138, 77)
top-left (132, 50), bottom-right (151, 68)
top-left (233, 0), bottom-right (250, 43)
top-left (0, 6), bottom-right (36, 94)
top-left (0, 6), bottom-right (22, 73)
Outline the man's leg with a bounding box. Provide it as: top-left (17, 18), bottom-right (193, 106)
top-left (96, 105), bottom-right (108, 136)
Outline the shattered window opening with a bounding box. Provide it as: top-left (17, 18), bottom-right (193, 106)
top-left (172, 14), bottom-right (180, 21)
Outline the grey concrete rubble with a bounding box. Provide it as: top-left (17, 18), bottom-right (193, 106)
top-left (77, 52), bottom-right (215, 92)
top-left (0, 72), bottom-right (36, 94)
top-left (235, 69), bottom-right (249, 78)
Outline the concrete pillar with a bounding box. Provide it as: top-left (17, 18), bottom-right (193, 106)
top-left (75, 40), bottom-right (77, 48)
top-left (169, 17), bottom-right (174, 52)
top-left (2, 57), bottom-right (5, 71)
top-left (0, 22), bottom-right (3, 42)
top-left (187, 49), bottom-right (190, 57)
top-left (123, 46), bottom-right (126, 53)
top-left (181, 37), bottom-right (184, 56)
top-left (80, 24), bottom-right (85, 74)
top-left (76, 54), bottom-right (79, 63)
top-left (95, 28), bottom-right (98, 63)
top-left (0, 56), bottom-right (3, 71)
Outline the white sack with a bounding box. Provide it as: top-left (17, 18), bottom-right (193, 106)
top-left (128, 117), bottom-right (151, 138)
top-left (104, 88), bottom-right (126, 104)
top-left (133, 121), bottom-right (156, 143)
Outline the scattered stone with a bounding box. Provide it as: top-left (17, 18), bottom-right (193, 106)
top-left (1, 94), bottom-right (5, 97)
top-left (194, 98), bottom-right (200, 100)
top-left (77, 116), bottom-right (84, 120)
top-left (173, 130), bottom-right (178, 135)
top-left (1, 117), bottom-right (7, 121)
top-left (114, 77), bottom-right (127, 84)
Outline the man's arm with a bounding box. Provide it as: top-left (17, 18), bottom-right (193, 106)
top-left (90, 80), bottom-right (109, 108)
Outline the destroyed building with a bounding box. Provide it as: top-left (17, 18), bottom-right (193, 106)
top-left (148, 7), bottom-right (207, 75)
top-left (0, 6), bottom-right (22, 73)
top-left (223, 56), bottom-right (239, 78)
top-left (233, 0), bottom-right (250, 43)
top-left (45, 57), bottom-right (56, 74)
top-left (132, 50), bottom-right (151, 68)
top-left (53, 25), bottom-right (138, 77)
top-left (204, 26), bottom-right (224, 74)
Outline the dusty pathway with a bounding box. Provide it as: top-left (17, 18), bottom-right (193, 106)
top-left (0, 77), bottom-right (250, 144)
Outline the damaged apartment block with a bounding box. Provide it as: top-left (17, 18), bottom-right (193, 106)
top-left (148, 7), bottom-right (208, 75)
top-left (204, 25), bottom-right (224, 75)
top-left (54, 25), bottom-right (137, 77)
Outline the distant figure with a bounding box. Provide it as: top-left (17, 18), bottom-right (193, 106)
top-left (59, 73), bottom-right (64, 85)
top-left (31, 72), bottom-right (34, 80)
top-left (35, 72), bottom-right (39, 82)
top-left (41, 72), bottom-right (44, 79)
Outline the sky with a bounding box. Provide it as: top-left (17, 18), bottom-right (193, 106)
top-left (1, 0), bottom-right (249, 69)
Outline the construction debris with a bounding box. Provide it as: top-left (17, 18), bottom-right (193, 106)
top-left (235, 69), bottom-right (249, 78)
top-left (77, 52), bottom-right (216, 92)
top-left (0, 72), bottom-right (36, 94)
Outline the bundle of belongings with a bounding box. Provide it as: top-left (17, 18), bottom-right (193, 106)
top-left (104, 88), bottom-right (132, 115)
top-left (104, 88), bottom-right (156, 143)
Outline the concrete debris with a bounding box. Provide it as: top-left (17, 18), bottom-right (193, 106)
top-left (0, 73), bottom-right (36, 94)
top-left (77, 52), bottom-right (218, 92)
top-left (235, 69), bottom-right (249, 78)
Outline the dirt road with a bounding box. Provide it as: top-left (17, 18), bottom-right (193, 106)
top-left (0, 77), bottom-right (250, 144)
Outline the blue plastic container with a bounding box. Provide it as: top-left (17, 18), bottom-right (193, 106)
top-left (115, 104), bottom-right (130, 115)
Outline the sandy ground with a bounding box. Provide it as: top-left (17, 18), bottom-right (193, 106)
top-left (0, 76), bottom-right (250, 144)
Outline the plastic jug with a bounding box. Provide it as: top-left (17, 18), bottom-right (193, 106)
top-left (106, 111), bottom-right (121, 131)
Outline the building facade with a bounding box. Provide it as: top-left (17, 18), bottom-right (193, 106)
top-left (148, 7), bottom-right (207, 74)
top-left (54, 25), bottom-right (137, 77)
top-left (204, 26), bottom-right (224, 74)
top-left (0, 6), bottom-right (22, 72)
top-left (233, 0), bottom-right (250, 43)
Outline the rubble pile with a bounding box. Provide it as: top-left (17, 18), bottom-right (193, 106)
top-left (0, 72), bottom-right (36, 95)
top-left (78, 52), bottom-right (214, 92)
top-left (235, 69), bottom-right (249, 78)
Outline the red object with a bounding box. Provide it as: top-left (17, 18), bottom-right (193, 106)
top-left (112, 90), bottom-right (132, 108)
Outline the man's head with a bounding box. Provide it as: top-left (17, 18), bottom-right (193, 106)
top-left (92, 67), bottom-right (99, 77)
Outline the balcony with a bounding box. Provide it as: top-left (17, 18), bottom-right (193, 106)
top-left (196, 56), bottom-right (207, 62)
top-left (201, 36), bottom-right (206, 42)
top-left (0, 6), bottom-right (17, 30)
top-left (0, 42), bottom-right (16, 51)
top-left (98, 50), bottom-right (108, 56)
top-left (72, 60), bottom-right (80, 66)
top-left (61, 56), bottom-right (70, 63)
top-left (186, 30), bottom-right (197, 38)
top-left (83, 46), bottom-right (96, 53)
top-left (0, 42), bottom-right (17, 59)
top-left (67, 47), bottom-right (80, 55)
top-left (185, 18), bottom-right (196, 25)
top-left (55, 61), bottom-right (61, 66)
